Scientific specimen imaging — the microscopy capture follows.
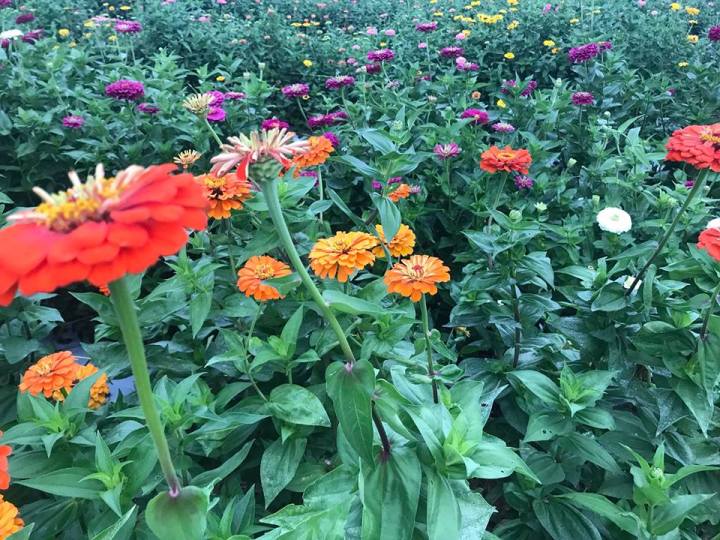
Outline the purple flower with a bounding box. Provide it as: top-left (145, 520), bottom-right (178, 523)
top-left (224, 91), bottom-right (246, 100)
top-left (388, 176), bottom-right (402, 185)
top-left (365, 63), bottom-right (381, 74)
top-left (440, 46), bottom-right (464, 58)
top-left (514, 175), bottom-right (534, 189)
top-left (568, 42), bottom-right (610, 63)
top-left (372, 180), bottom-right (383, 190)
top-left (115, 20), bottom-right (142, 33)
top-left (281, 83), bottom-right (310, 98)
top-left (666, 88), bottom-right (676, 97)
top-left (571, 91), bottom-right (594, 106)
top-left (383, 29), bottom-right (396, 37)
top-left (366, 26), bottom-right (378, 36)
top-left (598, 41), bottom-right (612, 52)
top-left (501, 79), bottom-right (517, 94)
top-left (521, 80), bottom-right (538, 97)
top-left (456, 57), bottom-right (478, 71)
top-left (367, 48), bottom-right (394, 62)
top-left (300, 169), bottom-right (318, 179)
top-left (262, 117), bottom-right (289, 130)
top-left (434, 142), bottom-right (461, 159)
top-left (322, 131), bottom-right (340, 148)
top-left (329, 110), bottom-right (348, 122)
top-left (62, 115), bottom-right (85, 129)
top-left (685, 179), bottom-right (695, 188)
top-left (206, 107), bottom-right (226, 122)
top-left (15, 12), bottom-right (34, 24)
top-left (0, 0), bottom-right (13, 8)
top-left (460, 108), bottom-right (489, 125)
top-left (709, 25), bottom-right (720, 42)
top-left (1, 39), bottom-right (9, 49)
top-left (492, 122), bottom-right (515, 133)
top-left (325, 76), bottom-right (355, 89)
top-left (105, 79), bottom-right (145, 101)
top-left (207, 90), bottom-right (225, 106)
top-left (418, 42), bottom-right (427, 49)
top-left (409, 185), bottom-right (421, 194)
top-left (308, 113), bottom-right (347, 129)
top-left (415, 22), bottom-right (437, 32)
top-left (137, 103), bottom-right (159, 114)
top-left (21, 29), bottom-right (42, 43)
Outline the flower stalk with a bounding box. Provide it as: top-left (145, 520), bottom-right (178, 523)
top-left (700, 279), bottom-right (720, 341)
top-left (420, 294), bottom-right (439, 403)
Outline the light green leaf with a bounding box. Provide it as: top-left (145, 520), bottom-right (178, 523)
top-left (268, 384), bottom-right (330, 427)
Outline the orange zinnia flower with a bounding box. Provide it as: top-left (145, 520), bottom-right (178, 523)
top-left (309, 231), bottom-right (379, 282)
top-left (291, 135), bottom-right (334, 171)
top-left (237, 255), bottom-right (292, 301)
top-left (373, 224), bottom-right (416, 258)
top-left (196, 171), bottom-right (253, 219)
top-left (698, 228), bottom-right (720, 261)
top-left (0, 432), bottom-right (10, 490)
top-left (480, 145), bottom-right (532, 174)
top-left (665, 124), bottom-right (720, 172)
top-left (384, 255), bottom-right (451, 301)
top-left (19, 351), bottom-right (79, 398)
top-left (388, 183), bottom-right (412, 202)
top-left (0, 164), bottom-right (208, 306)
top-left (0, 495), bottom-right (23, 538)
top-left (76, 363), bottom-right (110, 409)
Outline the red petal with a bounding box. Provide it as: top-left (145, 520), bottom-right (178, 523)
top-left (0, 224), bottom-right (53, 275)
top-left (48, 221), bottom-right (108, 264)
top-left (120, 247), bottom-right (160, 274)
top-left (77, 244), bottom-right (119, 265)
top-left (118, 180), bottom-right (178, 208)
top-left (110, 207), bottom-right (151, 223)
top-left (179, 208), bottom-right (208, 230)
top-left (146, 222), bottom-right (188, 256)
top-left (87, 261), bottom-right (126, 286)
top-left (0, 285), bottom-right (16, 306)
top-left (147, 204), bottom-right (185, 222)
top-left (107, 222), bottom-right (149, 247)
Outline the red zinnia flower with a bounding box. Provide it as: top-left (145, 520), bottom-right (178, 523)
top-left (665, 124), bottom-right (720, 172)
top-left (698, 228), bottom-right (720, 261)
top-left (480, 146), bottom-right (532, 174)
top-left (0, 164), bottom-right (207, 305)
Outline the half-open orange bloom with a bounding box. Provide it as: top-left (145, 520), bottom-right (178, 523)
top-left (384, 255), bottom-right (451, 301)
top-left (0, 495), bottom-right (23, 538)
top-left (0, 164), bottom-right (208, 306)
top-left (0, 432), bottom-right (10, 491)
top-left (237, 255), bottom-right (292, 301)
top-left (388, 183), bottom-right (412, 202)
top-left (196, 171), bottom-right (253, 218)
top-left (19, 351), bottom-right (79, 398)
top-left (373, 224), bottom-right (416, 258)
top-left (665, 124), bottom-right (720, 172)
top-left (698, 228), bottom-right (720, 261)
top-left (76, 363), bottom-right (110, 409)
top-left (291, 135), bottom-right (334, 171)
top-left (309, 231), bottom-right (378, 282)
top-left (480, 146), bottom-right (532, 174)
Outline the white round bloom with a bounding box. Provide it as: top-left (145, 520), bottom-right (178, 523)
top-left (707, 218), bottom-right (720, 230)
top-left (0, 29), bottom-right (23, 40)
top-left (596, 207), bottom-right (632, 234)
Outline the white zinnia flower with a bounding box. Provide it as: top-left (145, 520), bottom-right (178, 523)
top-left (596, 207), bottom-right (632, 234)
top-left (0, 29), bottom-right (23, 40)
top-left (623, 276), bottom-right (641, 291)
top-left (707, 218), bottom-right (720, 230)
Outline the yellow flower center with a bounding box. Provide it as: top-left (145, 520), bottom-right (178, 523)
top-left (254, 264), bottom-right (276, 280)
top-left (700, 132), bottom-right (720, 145)
top-left (203, 175), bottom-right (227, 190)
top-left (408, 263), bottom-right (426, 278)
top-left (497, 151), bottom-right (516, 160)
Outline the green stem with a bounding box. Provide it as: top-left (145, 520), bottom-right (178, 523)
top-left (204, 117), bottom-right (224, 148)
top-left (626, 172), bottom-right (709, 295)
top-left (317, 168), bottom-right (325, 224)
top-left (224, 219), bottom-right (237, 274)
top-left (245, 304), bottom-right (267, 401)
top-left (261, 177), bottom-right (356, 364)
top-left (108, 277), bottom-right (181, 495)
top-left (420, 294), bottom-right (438, 403)
top-left (700, 279), bottom-right (720, 341)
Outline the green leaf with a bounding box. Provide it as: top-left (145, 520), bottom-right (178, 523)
top-left (426, 470), bottom-right (461, 540)
top-left (519, 252), bottom-right (554, 288)
top-left (323, 289), bottom-right (386, 317)
top-left (360, 447), bottom-right (422, 540)
top-left (145, 486), bottom-right (210, 540)
top-left (0, 336), bottom-right (40, 364)
top-left (533, 499), bottom-right (601, 540)
top-left (260, 437), bottom-right (307, 508)
top-left (190, 290), bottom-right (213, 338)
top-left (371, 193), bottom-right (401, 243)
top-left (339, 155), bottom-right (381, 177)
top-left (90, 505), bottom-right (137, 540)
top-left (358, 128), bottom-right (397, 154)
top-left (191, 440), bottom-right (253, 487)
top-left (16, 468), bottom-right (104, 499)
top-left (268, 384), bottom-right (330, 427)
top-left (7, 524), bottom-right (34, 540)
top-left (558, 433), bottom-right (621, 473)
top-left (280, 307), bottom-right (304, 359)
top-left (524, 411), bottom-right (573, 442)
top-left (558, 493), bottom-right (640, 535)
top-left (591, 282), bottom-right (627, 312)
top-left (650, 494), bottom-right (715, 535)
top-left (326, 360), bottom-right (376, 464)
top-left (508, 370), bottom-right (561, 406)
top-left (672, 379), bottom-right (712, 436)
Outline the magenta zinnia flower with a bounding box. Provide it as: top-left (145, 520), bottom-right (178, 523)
top-left (323, 131), bottom-right (340, 148)
top-left (440, 46), bottom-right (464, 58)
top-left (261, 117), bottom-right (289, 130)
top-left (21, 29), bottom-right (42, 43)
top-left (281, 83), bottom-right (310, 98)
top-left (492, 122), bottom-right (515, 133)
top-left (0, 0), bottom-right (13, 9)
top-left (325, 76), bottom-right (355, 90)
top-left (62, 115), bottom-right (85, 129)
top-left (105, 79), bottom-right (145, 101)
top-left (137, 103), bottom-right (159, 114)
top-left (571, 91), bottom-right (594, 106)
top-left (514, 175), bottom-right (534, 189)
top-left (15, 12), bottom-right (34, 24)
top-left (709, 26), bottom-right (720, 42)
top-left (521, 80), bottom-right (538, 97)
top-left (456, 57), bottom-right (478, 71)
top-left (207, 107), bottom-right (226, 122)
top-left (114, 20), bottom-right (142, 33)
top-left (367, 49), bottom-right (394, 62)
top-left (365, 63), bottom-right (381, 74)
top-left (415, 22), bottom-right (437, 32)
top-left (224, 91), bottom-right (246, 100)
top-left (460, 108), bottom-right (489, 125)
top-left (434, 142), bottom-right (461, 159)
top-left (207, 90), bottom-right (225, 106)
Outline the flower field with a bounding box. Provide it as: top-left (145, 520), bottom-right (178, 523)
top-left (1, 0), bottom-right (720, 538)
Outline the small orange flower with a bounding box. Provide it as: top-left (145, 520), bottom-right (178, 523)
top-left (0, 495), bottom-right (23, 538)
top-left (480, 145), bottom-right (532, 174)
top-left (98, 283), bottom-right (110, 296)
top-left (373, 224), bottom-right (416, 258)
top-left (384, 255), bottom-right (450, 301)
top-left (388, 183), bottom-right (412, 202)
top-left (196, 171), bottom-right (253, 219)
top-left (309, 231), bottom-right (378, 282)
top-left (19, 351), bottom-right (79, 398)
top-left (76, 363), bottom-right (110, 409)
top-left (0, 432), bottom-right (10, 490)
top-left (665, 124), bottom-right (720, 172)
top-left (291, 135), bottom-right (334, 170)
top-left (237, 255), bottom-right (292, 301)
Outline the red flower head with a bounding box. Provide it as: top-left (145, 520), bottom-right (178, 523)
top-left (0, 164), bottom-right (207, 305)
top-left (665, 124), bottom-right (720, 172)
top-left (0, 431), bottom-right (10, 490)
top-left (480, 145), bottom-right (532, 175)
top-left (698, 227), bottom-right (720, 261)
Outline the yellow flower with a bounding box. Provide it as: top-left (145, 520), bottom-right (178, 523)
top-left (497, 99), bottom-right (507, 109)
top-left (120, 5), bottom-right (131, 9)
top-left (543, 39), bottom-right (555, 47)
top-left (504, 52), bottom-right (515, 59)
top-left (507, 20), bottom-right (519, 30)
top-left (83, 20), bottom-right (95, 28)
top-left (433, 10), bottom-right (444, 16)
top-left (462, 29), bottom-right (471, 36)
top-left (303, 59), bottom-right (313, 67)
top-left (430, 0), bottom-right (438, 3)
top-left (108, 6), bottom-right (115, 10)
top-left (687, 34), bottom-right (699, 43)
top-left (685, 6), bottom-right (699, 15)
top-left (677, 61), bottom-right (689, 67)
top-left (108, 35), bottom-right (117, 42)
top-left (216, 75), bottom-right (226, 82)
top-left (380, 41), bottom-right (387, 46)
top-left (291, 22), bottom-right (302, 27)
top-left (507, 0), bottom-right (518, 4)
top-left (569, 18), bottom-right (580, 24)
top-left (83, 32), bottom-right (92, 38)
top-left (551, 47), bottom-right (559, 54)
top-left (69, 41), bottom-right (77, 47)
top-left (670, 2), bottom-right (681, 10)
top-left (58, 28), bottom-right (70, 38)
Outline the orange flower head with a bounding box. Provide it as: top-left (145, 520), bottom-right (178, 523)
top-left (197, 171), bottom-right (253, 219)
top-left (19, 351), bottom-right (79, 398)
top-left (0, 432), bottom-right (10, 491)
top-left (388, 183), bottom-right (412, 202)
top-left (309, 231), bottom-right (379, 282)
top-left (384, 255), bottom-right (450, 301)
top-left (76, 363), bottom-right (110, 409)
top-left (665, 124), bottom-right (720, 172)
top-left (0, 164), bottom-right (208, 306)
top-left (373, 224), bottom-right (416, 258)
top-left (480, 145), bottom-right (532, 174)
top-left (291, 135), bottom-right (334, 171)
top-left (0, 495), bottom-right (23, 538)
top-left (698, 228), bottom-right (720, 261)
top-left (237, 255), bottom-right (292, 301)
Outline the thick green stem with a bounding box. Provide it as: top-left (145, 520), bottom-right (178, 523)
top-left (203, 117), bottom-right (224, 148)
top-left (261, 177), bottom-right (356, 364)
top-left (420, 294), bottom-right (438, 403)
top-left (108, 277), bottom-right (181, 495)
top-left (700, 280), bottom-right (720, 341)
top-left (626, 172), bottom-right (708, 296)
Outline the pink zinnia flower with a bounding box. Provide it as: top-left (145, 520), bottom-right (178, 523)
top-left (709, 25), bottom-right (720, 42)
top-left (15, 12), bottom-right (34, 24)
top-left (281, 83), bottom-right (310, 98)
top-left (262, 117), bottom-right (289, 130)
top-left (571, 91), bottom-right (594, 106)
top-left (383, 29), bottom-right (396, 36)
top-left (325, 76), bottom-right (355, 89)
top-left (137, 103), bottom-right (159, 114)
top-left (514, 175), bottom-right (534, 189)
top-left (440, 46), bottom-right (464, 58)
top-left (492, 122), bottom-right (515, 133)
top-left (207, 107), bottom-right (226, 122)
top-left (114, 20), bottom-right (142, 33)
top-left (415, 22), bottom-right (437, 32)
top-left (367, 48), bottom-right (394, 62)
top-left (434, 142), bottom-right (461, 159)
top-left (105, 79), bottom-right (144, 101)
top-left (207, 90), bottom-right (225, 106)
top-left (224, 91), bottom-right (246, 100)
top-left (365, 63), bottom-right (381, 74)
top-left (62, 115), bottom-right (85, 129)
top-left (460, 108), bottom-right (489, 125)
